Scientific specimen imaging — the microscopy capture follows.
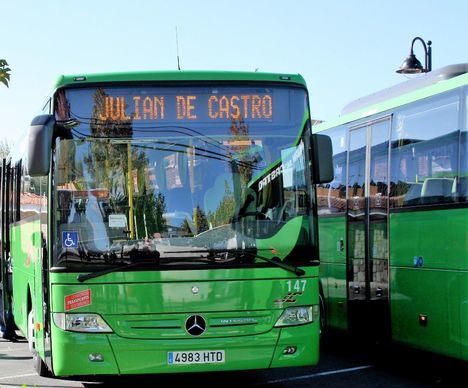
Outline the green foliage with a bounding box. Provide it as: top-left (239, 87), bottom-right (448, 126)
top-left (134, 190), bottom-right (168, 238)
top-left (0, 138), bottom-right (11, 160)
top-left (180, 218), bottom-right (193, 235)
top-left (153, 192), bottom-right (168, 233)
top-left (0, 59), bottom-right (11, 87)
top-left (208, 180), bottom-right (235, 227)
top-left (193, 205), bottom-right (209, 234)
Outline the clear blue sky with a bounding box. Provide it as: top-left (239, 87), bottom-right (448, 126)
top-left (1, 0), bottom-right (467, 144)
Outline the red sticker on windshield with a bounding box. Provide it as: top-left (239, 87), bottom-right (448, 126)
top-left (65, 290), bottom-right (91, 311)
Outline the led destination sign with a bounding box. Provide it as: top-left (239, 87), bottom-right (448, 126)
top-left (60, 85), bottom-right (303, 131)
top-left (98, 94), bottom-right (273, 122)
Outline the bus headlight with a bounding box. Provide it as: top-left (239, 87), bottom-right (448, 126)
top-left (53, 313), bottom-right (113, 333)
top-left (274, 306), bottom-right (318, 327)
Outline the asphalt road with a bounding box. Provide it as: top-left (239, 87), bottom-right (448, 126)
top-left (0, 332), bottom-right (464, 387)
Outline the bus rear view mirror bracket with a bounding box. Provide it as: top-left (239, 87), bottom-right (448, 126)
top-left (28, 114), bottom-right (56, 176)
top-left (311, 134), bottom-right (334, 184)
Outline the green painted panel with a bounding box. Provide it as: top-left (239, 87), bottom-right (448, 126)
top-left (389, 208), bottom-right (467, 360)
top-left (10, 219), bottom-right (41, 336)
top-left (390, 267), bottom-right (466, 360)
top-left (390, 208), bottom-right (468, 270)
top-left (51, 325), bottom-right (119, 376)
top-left (320, 262), bottom-right (348, 331)
top-left (461, 274), bottom-right (468, 360)
top-left (55, 71), bottom-right (307, 89)
top-left (318, 216), bottom-right (347, 330)
top-left (50, 266), bottom-right (319, 285)
top-left (256, 216), bottom-right (308, 259)
top-left (52, 275), bottom-right (318, 315)
top-left (270, 322), bottom-right (320, 368)
top-left (318, 216), bottom-right (346, 264)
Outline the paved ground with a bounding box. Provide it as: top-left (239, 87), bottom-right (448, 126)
top-left (0, 332), bottom-right (464, 387)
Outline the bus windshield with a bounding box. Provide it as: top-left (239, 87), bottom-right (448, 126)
top-left (53, 84), bottom-right (311, 269)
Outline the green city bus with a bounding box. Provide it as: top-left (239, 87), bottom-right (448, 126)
top-left (315, 63), bottom-right (467, 361)
top-left (0, 70), bottom-right (332, 377)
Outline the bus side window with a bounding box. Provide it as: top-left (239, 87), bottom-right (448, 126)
top-left (317, 126), bottom-right (347, 216)
top-left (458, 87), bottom-right (468, 202)
top-left (455, 177), bottom-right (467, 202)
top-left (10, 164), bottom-right (20, 223)
top-left (390, 91), bottom-right (461, 207)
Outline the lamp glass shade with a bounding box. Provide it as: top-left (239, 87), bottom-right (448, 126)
top-left (396, 53), bottom-right (425, 74)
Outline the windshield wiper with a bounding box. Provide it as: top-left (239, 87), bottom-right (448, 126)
top-left (77, 248), bottom-right (160, 282)
top-left (76, 245), bottom-right (305, 281)
top-left (176, 247), bottom-right (305, 276)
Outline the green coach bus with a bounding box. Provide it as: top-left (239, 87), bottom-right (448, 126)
top-left (315, 63), bottom-right (468, 361)
top-left (0, 70), bottom-right (333, 377)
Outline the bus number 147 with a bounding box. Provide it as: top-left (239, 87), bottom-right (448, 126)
top-left (286, 280), bottom-right (307, 293)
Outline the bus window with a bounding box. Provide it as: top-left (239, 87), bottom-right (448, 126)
top-left (390, 92), bottom-right (460, 207)
top-left (317, 125), bottom-right (347, 215)
top-left (458, 87), bottom-right (468, 202)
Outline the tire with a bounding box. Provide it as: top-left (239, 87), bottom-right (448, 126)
top-left (33, 348), bottom-right (51, 377)
top-left (28, 310), bottom-right (52, 377)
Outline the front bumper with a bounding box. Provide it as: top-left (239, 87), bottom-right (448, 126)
top-left (50, 321), bottom-right (319, 376)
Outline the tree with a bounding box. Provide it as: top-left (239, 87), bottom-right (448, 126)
top-left (228, 116), bottom-right (255, 185)
top-left (0, 59), bottom-right (11, 87)
top-left (193, 205), bottom-right (209, 234)
top-left (180, 218), bottom-right (193, 235)
top-left (152, 192), bottom-right (168, 233)
top-left (0, 138), bottom-right (11, 160)
top-left (208, 180), bottom-right (235, 227)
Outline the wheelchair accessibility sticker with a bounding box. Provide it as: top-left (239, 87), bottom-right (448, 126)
top-left (62, 231), bottom-right (78, 249)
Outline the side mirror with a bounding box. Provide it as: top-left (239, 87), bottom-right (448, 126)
top-left (28, 115), bottom-right (55, 176)
top-left (311, 134), bottom-right (334, 184)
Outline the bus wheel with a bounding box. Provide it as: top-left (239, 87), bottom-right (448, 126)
top-left (28, 310), bottom-right (51, 377)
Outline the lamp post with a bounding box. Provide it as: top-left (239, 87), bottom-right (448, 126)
top-left (396, 37), bottom-right (432, 74)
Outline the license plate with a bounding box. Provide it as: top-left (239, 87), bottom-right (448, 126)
top-left (168, 350), bottom-right (225, 365)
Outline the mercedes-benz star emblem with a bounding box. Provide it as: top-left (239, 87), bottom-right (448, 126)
top-left (185, 315), bottom-right (206, 336)
top-left (191, 286), bottom-right (199, 294)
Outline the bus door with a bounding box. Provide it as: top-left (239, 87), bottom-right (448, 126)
top-left (0, 160), bottom-right (5, 321)
top-left (1, 160), bottom-right (13, 326)
top-left (346, 116), bottom-right (390, 340)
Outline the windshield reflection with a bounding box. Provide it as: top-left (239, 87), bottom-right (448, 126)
top-left (54, 131), bottom-right (309, 269)
top-left (53, 85), bottom-right (311, 269)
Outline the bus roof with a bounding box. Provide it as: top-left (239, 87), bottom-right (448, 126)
top-left (54, 70), bottom-right (307, 89)
top-left (313, 63), bottom-right (468, 133)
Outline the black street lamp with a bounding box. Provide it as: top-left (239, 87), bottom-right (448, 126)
top-left (396, 37), bottom-right (432, 74)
